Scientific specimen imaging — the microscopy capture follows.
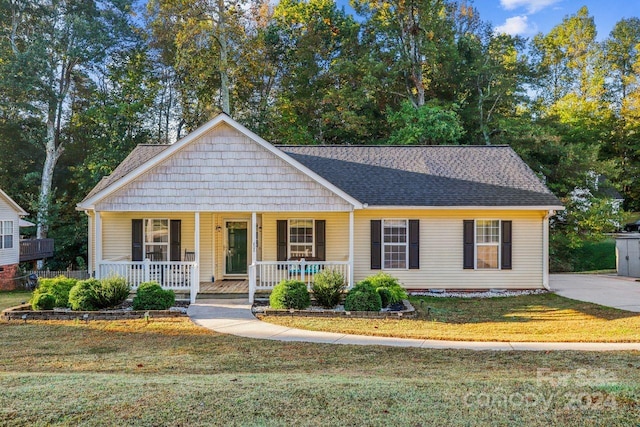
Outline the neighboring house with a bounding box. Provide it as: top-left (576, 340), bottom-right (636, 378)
top-left (0, 189), bottom-right (27, 290)
top-left (77, 114), bottom-right (563, 302)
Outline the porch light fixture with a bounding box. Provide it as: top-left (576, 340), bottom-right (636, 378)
top-left (216, 225), bottom-right (222, 232)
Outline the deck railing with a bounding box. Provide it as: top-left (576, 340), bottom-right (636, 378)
top-left (250, 259), bottom-right (351, 302)
top-left (19, 238), bottom-right (54, 262)
top-left (97, 260), bottom-right (197, 292)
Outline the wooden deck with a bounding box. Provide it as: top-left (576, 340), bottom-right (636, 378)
top-left (199, 279), bottom-right (249, 294)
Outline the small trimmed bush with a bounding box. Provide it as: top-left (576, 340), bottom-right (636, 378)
top-left (369, 273), bottom-right (407, 305)
top-left (94, 276), bottom-right (130, 308)
top-left (344, 280), bottom-right (382, 312)
top-left (132, 282), bottom-right (175, 310)
top-left (270, 280), bottom-right (311, 310)
top-left (311, 269), bottom-right (346, 308)
top-left (33, 276), bottom-right (78, 308)
top-left (69, 279), bottom-right (100, 311)
top-left (31, 293), bottom-right (56, 310)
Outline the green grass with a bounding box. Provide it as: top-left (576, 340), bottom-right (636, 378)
top-left (262, 293), bottom-right (640, 342)
top-left (0, 318), bottom-right (639, 425)
top-left (0, 290), bottom-right (32, 311)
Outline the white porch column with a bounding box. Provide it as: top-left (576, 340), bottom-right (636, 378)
top-left (250, 212), bottom-right (257, 303)
top-left (349, 210), bottom-right (355, 288)
top-left (542, 210), bottom-right (552, 290)
top-left (192, 212), bottom-right (201, 303)
top-left (95, 210), bottom-right (102, 279)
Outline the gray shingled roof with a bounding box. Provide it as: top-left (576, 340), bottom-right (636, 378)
top-left (83, 144), bottom-right (170, 201)
top-left (279, 145), bottom-right (562, 207)
top-left (82, 140), bottom-right (561, 208)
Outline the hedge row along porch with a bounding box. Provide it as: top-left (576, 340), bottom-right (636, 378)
top-left (77, 114), bottom-right (563, 302)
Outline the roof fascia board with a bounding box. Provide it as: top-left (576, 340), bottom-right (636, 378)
top-left (77, 114), bottom-right (362, 210)
top-left (363, 205), bottom-right (565, 211)
top-left (0, 189), bottom-right (28, 216)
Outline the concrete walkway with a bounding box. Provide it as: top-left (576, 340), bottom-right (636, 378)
top-left (550, 273), bottom-right (640, 312)
top-left (187, 299), bottom-right (640, 352)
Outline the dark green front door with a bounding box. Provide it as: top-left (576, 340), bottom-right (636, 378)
top-left (226, 222), bottom-right (248, 275)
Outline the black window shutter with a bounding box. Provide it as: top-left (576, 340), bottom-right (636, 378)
top-left (132, 219), bottom-right (143, 261)
top-left (409, 219), bottom-right (419, 269)
top-left (501, 220), bottom-right (512, 270)
top-left (371, 220), bottom-right (382, 270)
top-left (463, 220), bottom-right (474, 269)
top-left (170, 220), bottom-right (181, 261)
top-left (315, 220), bottom-right (326, 261)
top-left (277, 220), bottom-right (288, 261)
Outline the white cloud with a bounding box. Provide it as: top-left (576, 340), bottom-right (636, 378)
top-left (494, 15), bottom-right (538, 36)
top-left (500, 0), bottom-right (560, 14)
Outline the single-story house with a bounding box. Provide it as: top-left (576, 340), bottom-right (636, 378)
top-left (77, 114), bottom-right (563, 302)
top-left (0, 189), bottom-right (27, 290)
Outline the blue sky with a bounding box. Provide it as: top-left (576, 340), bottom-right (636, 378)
top-left (475, 0), bottom-right (640, 40)
top-left (335, 0), bottom-right (640, 40)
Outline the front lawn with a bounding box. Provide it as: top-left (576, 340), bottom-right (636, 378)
top-left (0, 318), bottom-right (639, 425)
top-left (261, 293), bottom-right (640, 342)
top-left (0, 290), bottom-right (31, 311)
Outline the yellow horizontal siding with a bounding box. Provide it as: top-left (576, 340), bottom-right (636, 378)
top-left (354, 209), bottom-right (546, 289)
top-left (261, 212), bottom-right (350, 262)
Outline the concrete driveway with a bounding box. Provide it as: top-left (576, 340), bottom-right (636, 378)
top-left (550, 274), bottom-right (640, 312)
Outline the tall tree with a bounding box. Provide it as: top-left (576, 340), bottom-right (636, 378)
top-left (1, 0), bottom-right (136, 248)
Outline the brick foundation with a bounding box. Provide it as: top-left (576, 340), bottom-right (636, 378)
top-left (0, 264), bottom-right (19, 291)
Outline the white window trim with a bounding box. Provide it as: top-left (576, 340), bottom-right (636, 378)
top-left (475, 219), bottom-right (501, 270)
top-left (144, 218), bottom-right (170, 261)
top-left (0, 220), bottom-right (13, 250)
top-left (288, 219), bottom-right (315, 259)
top-left (382, 218), bottom-right (409, 270)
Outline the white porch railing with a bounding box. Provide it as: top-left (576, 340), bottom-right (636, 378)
top-left (97, 260), bottom-right (197, 292)
top-left (249, 259), bottom-right (351, 303)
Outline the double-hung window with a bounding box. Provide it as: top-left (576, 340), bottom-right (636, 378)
top-left (144, 219), bottom-right (169, 261)
top-left (0, 221), bottom-right (13, 249)
top-left (475, 220), bottom-right (500, 269)
top-left (383, 219), bottom-right (408, 269)
top-left (289, 219), bottom-right (314, 258)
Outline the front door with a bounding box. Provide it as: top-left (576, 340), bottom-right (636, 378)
top-left (226, 221), bottom-right (248, 275)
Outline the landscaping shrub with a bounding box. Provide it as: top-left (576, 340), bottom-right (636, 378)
top-left (311, 269), bottom-right (346, 308)
top-left (32, 276), bottom-right (77, 308)
top-left (94, 276), bottom-right (130, 308)
top-left (132, 282), bottom-right (175, 310)
top-left (376, 287), bottom-right (392, 308)
top-left (270, 280), bottom-right (311, 310)
top-left (69, 279), bottom-right (100, 311)
top-left (368, 272), bottom-right (408, 305)
top-left (31, 293), bottom-right (56, 310)
top-left (344, 280), bottom-right (382, 312)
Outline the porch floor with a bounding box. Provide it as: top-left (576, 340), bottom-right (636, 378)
top-left (199, 279), bottom-right (249, 294)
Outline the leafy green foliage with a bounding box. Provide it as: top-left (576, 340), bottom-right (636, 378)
top-left (387, 101), bottom-right (464, 145)
top-left (311, 269), bottom-right (346, 308)
top-left (33, 276), bottom-right (78, 308)
top-left (344, 280), bottom-right (382, 312)
top-left (132, 282), bottom-right (175, 311)
top-left (368, 273), bottom-right (408, 305)
top-left (68, 279), bottom-right (100, 311)
top-left (269, 280), bottom-right (311, 310)
top-left (94, 277), bottom-right (130, 309)
top-left (31, 293), bottom-right (56, 311)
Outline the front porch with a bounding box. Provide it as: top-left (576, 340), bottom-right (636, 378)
top-left (93, 210), bottom-right (355, 303)
top-left (97, 259), bottom-right (352, 302)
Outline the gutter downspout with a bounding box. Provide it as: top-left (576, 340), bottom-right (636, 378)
top-left (542, 210), bottom-right (553, 291)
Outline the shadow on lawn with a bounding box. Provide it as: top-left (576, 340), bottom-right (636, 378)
top-left (410, 293), bottom-right (639, 324)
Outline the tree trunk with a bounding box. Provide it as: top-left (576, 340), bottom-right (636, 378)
top-left (217, 0), bottom-right (230, 116)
